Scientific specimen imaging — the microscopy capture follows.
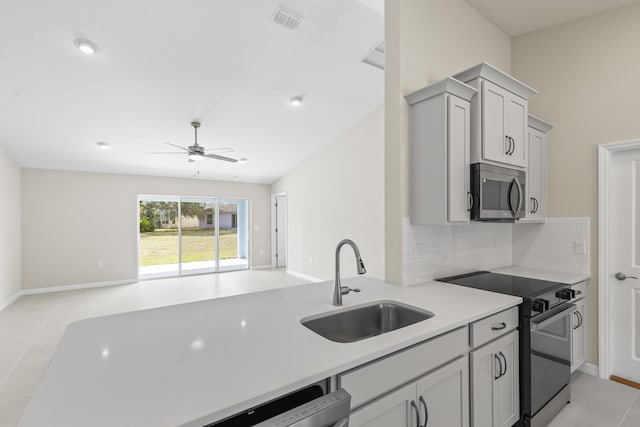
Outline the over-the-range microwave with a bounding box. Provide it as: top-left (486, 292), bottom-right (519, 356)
top-left (471, 163), bottom-right (526, 222)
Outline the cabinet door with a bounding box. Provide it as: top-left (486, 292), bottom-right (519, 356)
top-left (525, 127), bottom-right (545, 222)
top-left (481, 81), bottom-right (508, 165)
top-left (349, 383), bottom-right (415, 427)
top-left (505, 95), bottom-right (528, 168)
top-left (495, 331), bottom-right (520, 427)
top-left (470, 341), bottom-right (496, 427)
top-left (416, 356), bottom-right (469, 427)
top-left (571, 298), bottom-right (586, 372)
top-left (448, 94), bottom-right (471, 223)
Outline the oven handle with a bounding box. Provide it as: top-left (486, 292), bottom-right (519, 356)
top-left (531, 303), bottom-right (577, 331)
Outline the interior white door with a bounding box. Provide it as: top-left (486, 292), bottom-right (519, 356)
top-left (611, 150), bottom-right (640, 383)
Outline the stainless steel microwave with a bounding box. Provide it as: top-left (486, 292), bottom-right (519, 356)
top-left (471, 163), bottom-right (526, 222)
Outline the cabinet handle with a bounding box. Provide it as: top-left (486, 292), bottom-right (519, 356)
top-left (505, 135), bottom-right (511, 155)
top-left (494, 354), bottom-right (503, 379)
top-left (577, 310), bottom-right (583, 328)
top-left (411, 400), bottom-right (421, 427)
top-left (509, 136), bottom-right (515, 155)
top-left (492, 322), bottom-right (507, 331)
top-left (534, 198), bottom-right (539, 214)
top-left (419, 396), bottom-right (429, 427)
top-left (573, 312), bottom-right (580, 329)
top-left (530, 197), bottom-right (535, 214)
top-left (500, 351), bottom-right (507, 377)
top-left (467, 191), bottom-right (474, 212)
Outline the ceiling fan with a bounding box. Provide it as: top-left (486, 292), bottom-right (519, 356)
top-left (149, 121), bottom-right (238, 163)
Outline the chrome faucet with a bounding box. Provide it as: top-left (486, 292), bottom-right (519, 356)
top-left (334, 239), bottom-right (367, 306)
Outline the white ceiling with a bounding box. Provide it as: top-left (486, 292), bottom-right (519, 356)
top-left (466, 0), bottom-right (639, 36)
top-left (0, 0), bottom-right (384, 184)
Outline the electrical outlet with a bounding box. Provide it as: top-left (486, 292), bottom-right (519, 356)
top-left (574, 240), bottom-right (586, 254)
top-left (408, 244), bottom-right (423, 260)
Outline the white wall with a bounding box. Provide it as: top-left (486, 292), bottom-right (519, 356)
top-left (0, 145), bottom-right (21, 307)
top-left (21, 169), bottom-right (271, 290)
top-left (271, 106), bottom-right (384, 281)
top-left (385, 0), bottom-right (512, 284)
top-left (511, 1), bottom-right (640, 365)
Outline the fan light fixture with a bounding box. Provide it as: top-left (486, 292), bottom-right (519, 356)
top-left (188, 153), bottom-right (204, 161)
top-left (75, 39), bottom-right (98, 55)
top-left (290, 96), bottom-right (303, 107)
top-left (239, 158), bottom-right (247, 164)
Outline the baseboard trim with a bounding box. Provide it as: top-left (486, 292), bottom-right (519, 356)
top-left (21, 279), bottom-right (136, 296)
top-left (286, 270), bottom-right (324, 283)
top-left (0, 291), bottom-right (22, 312)
top-left (579, 362), bottom-right (599, 377)
top-left (251, 264), bottom-right (274, 270)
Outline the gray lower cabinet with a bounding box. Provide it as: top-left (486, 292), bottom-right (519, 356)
top-left (470, 330), bottom-right (519, 427)
top-left (349, 356), bottom-right (469, 427)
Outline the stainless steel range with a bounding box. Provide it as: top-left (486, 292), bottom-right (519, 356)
top-left (438, 271), bottom-right (578, 427)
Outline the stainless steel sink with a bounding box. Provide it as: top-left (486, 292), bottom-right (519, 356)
top-left (301, 300), bottom-right (435, 343)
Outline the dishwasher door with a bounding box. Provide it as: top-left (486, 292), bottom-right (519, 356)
top-left (254, 389), bottom-right (351, 427)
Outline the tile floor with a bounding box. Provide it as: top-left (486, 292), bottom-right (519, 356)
top-left (0, 269), bottom-right (310, 427)
top-left (549, 371), bottom-right (640, 427)
top-left (1, 271), bottom-right (638, 427)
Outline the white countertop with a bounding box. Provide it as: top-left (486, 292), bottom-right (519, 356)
top-left (491, 266), bottom-right (590, 285)
top-left (19, 277), bottom-right (521, 427)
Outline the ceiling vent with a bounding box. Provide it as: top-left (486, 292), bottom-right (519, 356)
top-left (271, 5), bottom-right (304, 30)
top-left (362, 40), bottom-right (385, 70)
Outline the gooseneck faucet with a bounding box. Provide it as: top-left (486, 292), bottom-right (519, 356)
top-left (334, 239), bottom-right (367, 306)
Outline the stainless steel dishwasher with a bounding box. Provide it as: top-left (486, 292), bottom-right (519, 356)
top-left (206, 382), bottom-right (350, 427)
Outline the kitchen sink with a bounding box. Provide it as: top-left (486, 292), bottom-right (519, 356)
top-left (301, 300), bottom-right (435, 343)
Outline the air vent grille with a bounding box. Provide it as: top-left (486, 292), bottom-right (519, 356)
top-left (271, 5), bottom-right (304, 30)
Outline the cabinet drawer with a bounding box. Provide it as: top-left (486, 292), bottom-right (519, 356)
top-left (338, 327), bottom-right (468, 409)
top-left (571, 281), bottom-right (588, 300)
top-left (470, 307), bottom-right (518, 348)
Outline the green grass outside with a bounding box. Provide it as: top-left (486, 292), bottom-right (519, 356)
top-left (139, 228), bottom-right (239, 266)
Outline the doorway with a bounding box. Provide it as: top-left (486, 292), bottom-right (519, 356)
top-left (271, 193), bottom-right (288, 268)
top-left (138, 195), bottom-right (249, 279)
top-left (598, 140), bottom-right (640, 385)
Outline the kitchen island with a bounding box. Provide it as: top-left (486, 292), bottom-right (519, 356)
top-left (19, 277), bottom-right (521, 426)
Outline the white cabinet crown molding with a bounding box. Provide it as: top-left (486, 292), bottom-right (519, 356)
top-left (453, 62), bottom-right (538, 99)
top-left (405, 77), bottom-right (477, 105)
top-left (528, 114), bottom-right (553, 133)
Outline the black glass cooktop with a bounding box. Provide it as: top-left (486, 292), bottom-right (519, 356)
top-left (437, 271), bottom-right (564, 299)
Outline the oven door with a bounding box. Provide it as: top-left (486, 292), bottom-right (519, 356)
top-left (471, 163), bottom-right (526, 221)
top-left (529, 304), bottom-right (576, 416)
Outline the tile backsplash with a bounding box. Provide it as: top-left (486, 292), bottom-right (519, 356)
top-left (403, 217), bottom-right (590, 285)
top-left (513, 217), bottom-right (590, 274)
top-left (403, 218), bottom-right (512, 285)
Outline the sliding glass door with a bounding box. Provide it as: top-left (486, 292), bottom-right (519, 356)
top-left (138, 196), bottom-right (180, 279)
top-left (138, 196), bottom-right (249, 279)
top-left (218, 199), bottom-right (249, 272)
top-left (180, 198), bottom-right (216, 275)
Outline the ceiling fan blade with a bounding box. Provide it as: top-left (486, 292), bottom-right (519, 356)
top-left (164, 142), bottom-right (189, 151)
top-left (205, 147), bottom-right (234, 153)
top-left (205, 153), bottom-right (238, 163)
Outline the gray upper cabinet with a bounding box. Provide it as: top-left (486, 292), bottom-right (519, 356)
top-left (522, 115), bottom-right (552, 223)
top-left (406, 77), bottom-right (477, 225)
top-left (453, 63), bottom-right (537, 170)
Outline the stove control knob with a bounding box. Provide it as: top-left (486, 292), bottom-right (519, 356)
top-left (531, 298), bottom-right (549, 313)
top-left (556, 289), bottom-right (576, 300)
top-left (532, 298), bottom-right (550, 313)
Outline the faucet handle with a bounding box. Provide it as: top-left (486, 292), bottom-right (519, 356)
top-left (340, 286), bottom-right (361, 295)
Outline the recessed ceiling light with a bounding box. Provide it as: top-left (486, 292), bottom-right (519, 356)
top-left (74, 39), bottom-right (98, 55)
top-left (290, 96), bottom-right (303, 107)
top-left (239, 158), bottom-right (248, 164)
top-left (96, 141), bottom-right (110, 150)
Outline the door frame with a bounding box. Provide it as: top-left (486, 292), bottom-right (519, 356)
top-left (271, 192), bottom-right (287, 268)
top-left (597, 139), bottom-right (640, 379)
